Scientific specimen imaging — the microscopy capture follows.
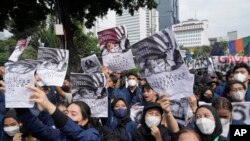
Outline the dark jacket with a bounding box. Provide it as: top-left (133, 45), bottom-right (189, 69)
top-left (132, 102), bottom-right (169, 141)
top-left (121, 87), bottom-right (142, 107)
top-left (16, 108), bottom-right (100, 141)
top-left (104, 97), bottom-right (137, 141)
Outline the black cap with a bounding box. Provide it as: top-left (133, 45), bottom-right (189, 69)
top-left (141, 83), bottom-right (153, 92)
top-left (143, 102), bottom-right (163, 115)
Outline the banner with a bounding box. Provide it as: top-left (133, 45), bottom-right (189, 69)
top-left (211, 56), bottom-right (250, 74)
top-left (102, 50), bottom-right (136, 71)
top-left (98, 25), bottom-right (135, 71)
top-left (81, 54), bottom-right (101, 73)
top-left (9, 37), bottom-right (31, 62)
top-left (131, 28), bottom-right (193, 99)
top-left (4, 60), bottom-right (42, 108)
top-left (232, 102), bottom-right (250, 125)
top-left (188, 57), bottom-right (211, 70)
top-left (37, 47), bottom-right (69, 86)
top-left (70, 73), bottom-right (108, 117)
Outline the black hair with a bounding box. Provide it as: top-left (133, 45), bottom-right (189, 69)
top-left (226, 69), bottom-right (234, 81)
top-left (69, 101), bottom-right (93, 129)
top-left (109, 74), bottom-right (118, 84)
top-left (177, 128), bottom-right (202, 141)
top-left (141, 83), bottom-right (153, 92)
top-left (223, 80), bottom-right (246, 99)
top-left (212, 97), bottom-right (233, 112)
top-left (102, 134), bottom-right (122, 141)
top-left (233, 62), bottom-right (250, 74)
top-left (126, 72), bottom-right (138, 79)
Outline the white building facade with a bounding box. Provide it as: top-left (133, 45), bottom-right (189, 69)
top-left (116, 8), bottom-right (159, 45)
top-left (173, 19), bottom-right (209, 48)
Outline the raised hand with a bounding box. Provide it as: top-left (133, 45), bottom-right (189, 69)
top-left (159, 95), bottom-right (171, 114)
top-left (151, 126), bottom-right (162, 141)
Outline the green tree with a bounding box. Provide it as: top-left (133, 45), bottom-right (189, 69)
top-left (0, 38), bottom-right (16, 65)
top-left (0, 0), bottom-right (157, 72)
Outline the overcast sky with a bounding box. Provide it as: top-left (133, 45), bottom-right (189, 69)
top-left (179, 0), bottom-right (250, 38)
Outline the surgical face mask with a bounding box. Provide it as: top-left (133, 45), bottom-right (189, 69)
top-left (128, 79), bottom-right (137, 87)
top-left (220, 118), bottom-right (230, 137)
top-left (196, 118), bottom-right (215, 135)
top-left (4, 126), bottom-right (20, 136)
top-left (231, 91), bottom-right (246, 101)
top-left (145, 116), bottom-right (161, 128)
top-left (234, 73), bottom-right (247, 82)
top-left (114, 108), bottom-right (128, 118)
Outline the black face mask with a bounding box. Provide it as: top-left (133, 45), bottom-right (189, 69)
top-left (61, 85), bottom-right (70, 93)
top-left (203, 96), bottom-right (213, 103)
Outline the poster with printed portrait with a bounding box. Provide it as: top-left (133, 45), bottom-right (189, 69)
top-left (81, 54), bottom-right (101, 73)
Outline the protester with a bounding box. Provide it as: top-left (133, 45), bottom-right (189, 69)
top-left (199, 87), bottom-right (217, 103)
top-left (223, 80), bottom-right (246, 102)
top-left (194, 105), bottom-right (226, 141)
top-left (15, 86), bottom-right (100, 141)
top-left (103, 97), bottom-right (136, 141)
top-left (212, 97), bottom-right (245, 140)
top-left (232, 63), bottom-right (250, 101)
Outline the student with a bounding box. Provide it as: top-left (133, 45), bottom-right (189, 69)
top-left (104, 97), bottom-right (137, 141)
top-left (16, 86), bottom-right (100, 141)
top-left (177, 128), bottom-right (202, 141)
top-left (223, 80), bottom-right (246, 102)
top-left (194, 105), bottom-right (226, 141)
top-left (212, 97), bottom-right (245, 139)
top-left (199, 87), bottom-right (217, 103)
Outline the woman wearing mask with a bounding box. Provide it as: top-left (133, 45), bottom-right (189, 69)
top-left (132, 96), bottom-right (179, 141)
top-left (2, 109), bottom-right (36, 141)
top-left (15, 86), bottom-right (100, 141)
top-left (223, 80), bottom-right (246, 102)
top-left (195, 105), bottom-right (226, 141)
top-left (199, 87), bottom-right (217, 103)
top-left (103, 97), bottom-right (137, 141)
top-left (212, 97), bottom-right (245, 140)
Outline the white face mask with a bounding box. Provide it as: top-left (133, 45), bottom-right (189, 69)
top-left (220, 118), bottom-right (230, 138)
top-left (196, 118), bottom-right (215, 135)
top-left (231, 91), bottom-right (246, 101)
top-left (145, 116), bottom-right (161, 128)
top-left (234, 73), bottom-right (247, 82)
top-left (128, 79), bottom-right (137, 87)
top-left (4, 126), bottom-right (20, 136)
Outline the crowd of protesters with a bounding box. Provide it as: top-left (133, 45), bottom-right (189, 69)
top-left (0, 61), bottom-right (249, 141)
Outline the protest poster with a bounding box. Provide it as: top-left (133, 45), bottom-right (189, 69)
top-left (9, 37), bottom-right (31, 62)
top-left (70, 73), bottom-right (108, 117)
top-left (37, 47), bottom-right (69, 86)
top-left (170, 97), bottom-right (191, 126)
top-left (187, 57), bottom-right (211, 70)
top-left (232, 102), bottom-right (250, 125)
top-left (211, 56), bottom-right (250, 74)
top-left (98, 25), bottom-right (135, 71)
top-left (81, 54), bottom-right (101, 73)
top-left (102, 50), bottom-right (136, 71)
top-left (4, 60), bottom-right (42, 108)
top-left (131, 28), bottom-right (193, 99)
top-left (130, 106), bottom-right (144, 123)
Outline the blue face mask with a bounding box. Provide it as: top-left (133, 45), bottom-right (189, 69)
top-left (114, 108), bottom-right (128, 118)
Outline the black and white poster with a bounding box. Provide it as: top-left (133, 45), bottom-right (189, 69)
top-left (81, 54), bottom-right (101, 73)
top-left (170, 97), bottom-right (191, 126)
top-left (98, 25), bottom-right (135, 71)
top-left (37, 47), bottom-right (69, 86)
top-left (70, 73), bottom-right (108, 117)
top-left (131, 28), bottom-right (193, 99)
top-left (130, 106), bottom-right (144, 123)
top-left (188, 57), bottom-right (211, 70)
top-left (4, 60), bottom-right (42, 108)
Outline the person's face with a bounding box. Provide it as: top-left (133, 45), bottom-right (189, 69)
top-left (114, 100), bottom-right (127, 110)
top-left (145, 108), bottom-right (162, 120)
top-left (108, 79), bottom-right (115, 88)
top-left (178, 132), bottom-right (200, 141)
top-left (143, 88), bottom-right (157, 102)
top-left (227, 73), bottom-right (234, 81)
top-left (217, 108), bottom-right (231, 120)
top-left (234, 68), bottom-right (250, 81)
top-left (128, 75), bottom-right (138, 82)
top-left (195, 107), bottom-right (215, 121)
top-left (4, 117), bottom-right (19, 128)
top-left (139, 79), bottom-right (147, 86)
top-left (106, 42), bottom-right (115, 52)
top-left (114, 71), bottom-right (121, 79)
top-left (67, 103), bottom-right (88, 126)
top-left (228, 83), bottom-right (245, 98)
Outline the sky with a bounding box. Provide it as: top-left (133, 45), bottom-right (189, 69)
top-left (179, 0), bottom-right (250, 38)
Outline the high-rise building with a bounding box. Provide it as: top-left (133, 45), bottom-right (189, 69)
top-left (116, 8), bottom-right (159, 45)
top-left (173, 19), bottom-right (210, 48)
top-left (157, 0), bottom-right (179, 30)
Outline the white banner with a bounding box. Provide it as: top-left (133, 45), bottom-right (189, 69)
top-left (188, 57), bottom-right (211, 70)
top-left (70, 73), bottom-right (108, 117)
top-left (37, 47), bottom-right (69, 86)
top-left (4, 60), bottom-right (42, 108)
top-left (102, 49), bottom-right (136, 71)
